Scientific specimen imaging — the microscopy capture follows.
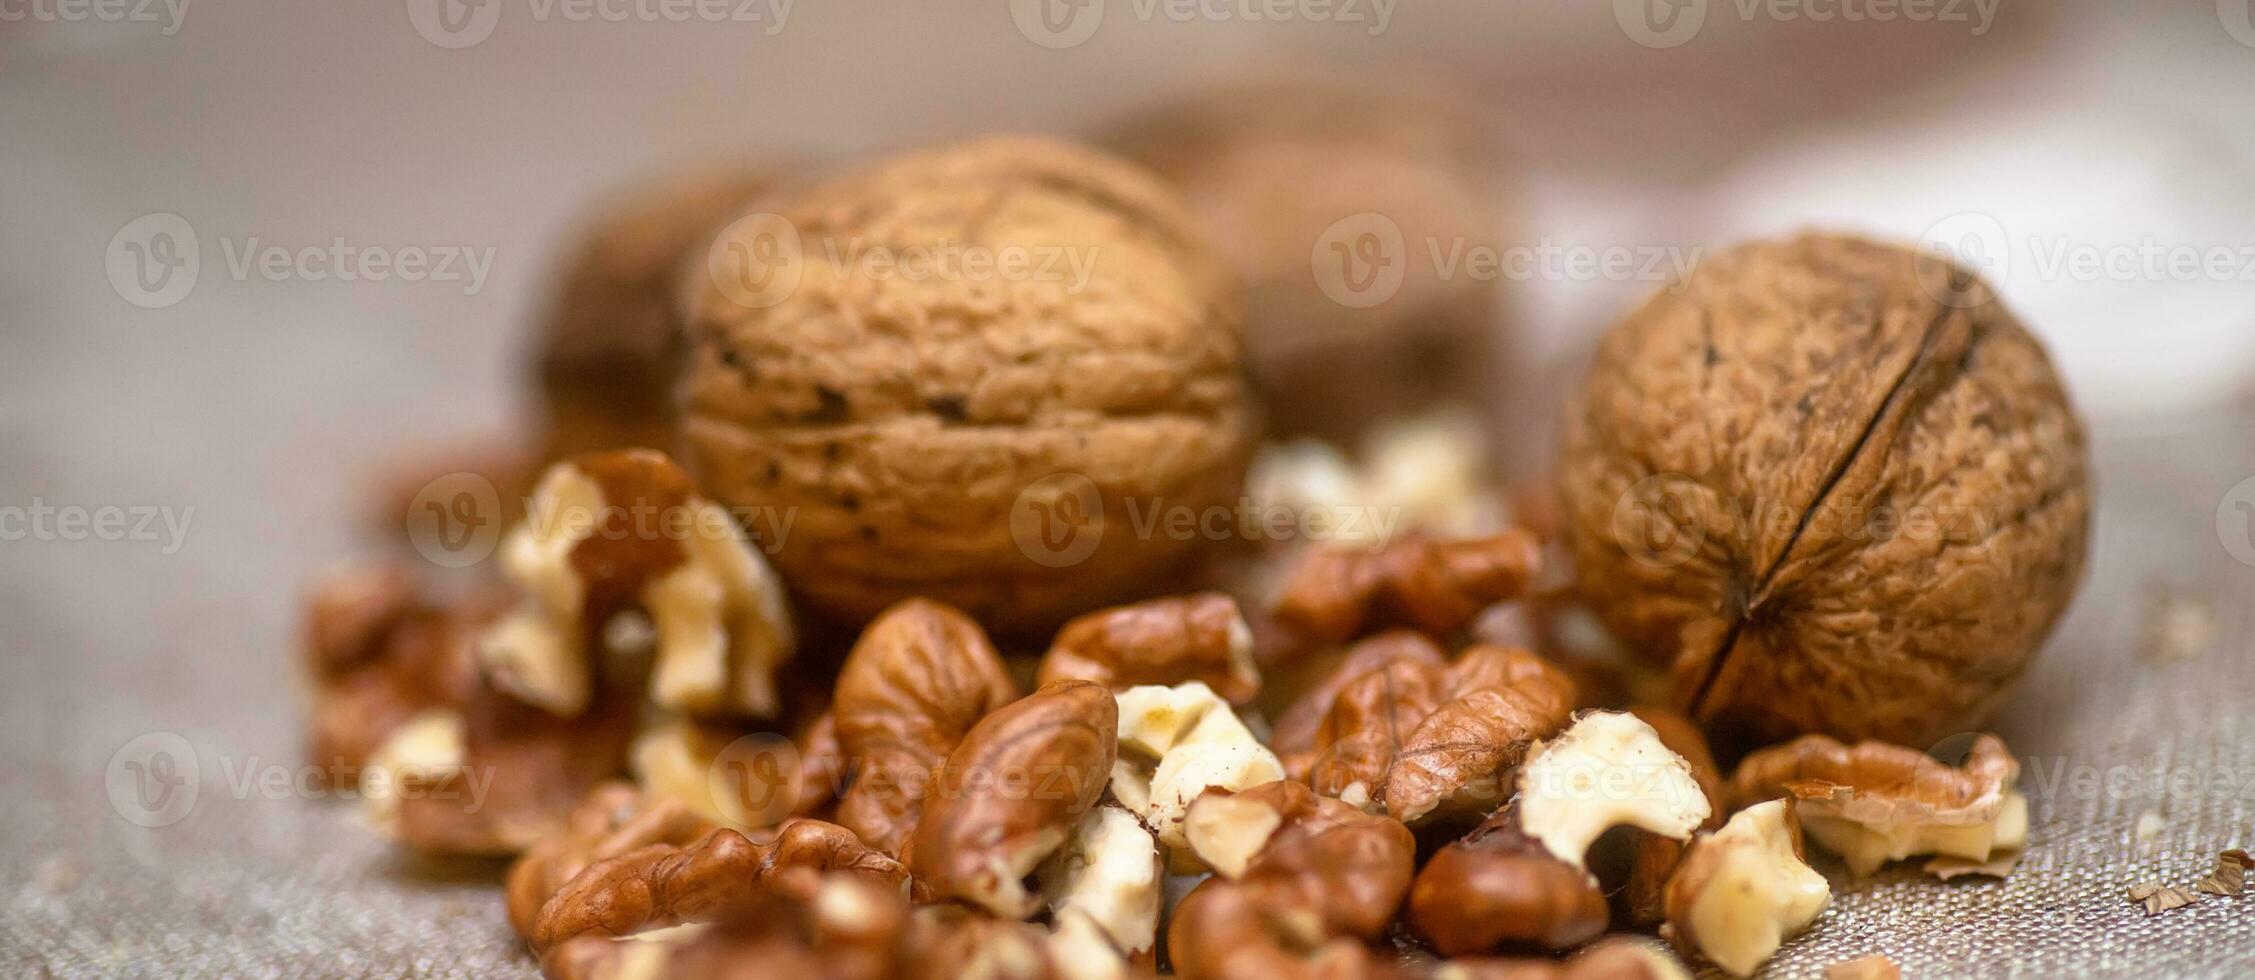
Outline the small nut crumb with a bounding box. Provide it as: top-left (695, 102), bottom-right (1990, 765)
top-left (2196, 850), bottom-right (2250, 896)
top-left (2139, 587), bottom-right (2215, 663)
top-left (1824, 954), bottom-right (1901, 980)
top-left (2145, 884), bottom-right (2199, 915)
top-left (1925, 848), bottom-right (2022, 881)
top-left (2134, 810), bottom-right (2165, 844)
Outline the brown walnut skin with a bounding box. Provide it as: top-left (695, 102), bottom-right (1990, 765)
top-left (505, 783), bottom-right (718, 940)
top-left (1728, 732), bottom-right (2016, 817)
top-left (1105, 78), bottom-right (1506, 445)
top-left (1380, 646), bottom-right (1578, 823)
top-left (1036, 592), bottom-right (1258, 704)
top-left (301, 565), bottom-right (477, 786)
top-left (1273, 531), bottom-right (1543, 645)
top-left (541, 870), bottom-right (910, 980)
top-left (903, 680), bottom-right (1119, 916)
top-left (1559, 234), bottom-right (2091, 746)
top-left (535, 165), bottom-right (773, 461)
top-left (832, 598), bottom-right (1020, 856)
top-left (1438, 937), bottom-right (1690, 980)
top-left (1271, 630), bottom-right (1449, 760)
top-left (1407, 803), bottom-right (1608, 955)
top-left (530, 818), bottom-right (906, 953)
top-left (1620, 707), bottom-right (1723, 926)
top-left (679, 135), bottom-right (1257, 635)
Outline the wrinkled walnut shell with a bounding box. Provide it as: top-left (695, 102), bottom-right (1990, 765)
top-left (679, 135), bottom-right (1256, 633)
top-left (1559, 234), bottom-right (2091, 745)
top-left (832, 598), bottom-right (1020, 856)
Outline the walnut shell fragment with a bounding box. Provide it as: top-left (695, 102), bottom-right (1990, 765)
top-left (680, 135), bottom-right (1256, 633)
top-left (1559, 234), bottom-right (2091, 745)
top-left (1730, 732), bottom-right (2027, 876)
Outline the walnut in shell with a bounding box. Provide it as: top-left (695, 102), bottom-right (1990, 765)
top-left (679, 136), bottom-right (1255, 634)
top-left (535, 164), bottom-right (773, 461)
top-left (1106, 78), bottom-right (1505, 443)
top-left (1559, 234), bottom-right (2091, 745)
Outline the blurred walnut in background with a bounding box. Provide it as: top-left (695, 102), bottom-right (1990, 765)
top-left (533, 164), bottom-right (774, 460)
top-left (679, 136), bottom-right (1256, 634)
top-left (1107, 77), bottom-right (1507, 444)
top-left (1559, 234), bottom-right (2091, 746)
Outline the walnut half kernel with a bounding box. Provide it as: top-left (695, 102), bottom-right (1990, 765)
top-left (1517, 711), bottom-right (1713, 869)
top-left (1664, 800), bottom-right (1830, 977)
top-left (1732, 733), bottom-right (2028, 876)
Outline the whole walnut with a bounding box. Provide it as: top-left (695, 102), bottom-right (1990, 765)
top-left (679, 135), bottom-right (1256, 633)
top-left (1106, 78), bottom-right (1505, 443)
top-left (1558, 234), bottom-right (2091, 746)
top-left (535, 164), bottom-right (774, 460)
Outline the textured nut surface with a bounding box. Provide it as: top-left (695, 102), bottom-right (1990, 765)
top-left (535, 165), bottom-right (773, 462)
top-left (1170, 781), bottom-right (1416, 979)
top-left (504, 783), bottom-right (718, 940)
top-left (1406, 802), bottom-right (1608, 954)
top-left (1559, 234), bottom-right (2091, 745)
top-left (539, 872), bottom-right (908, 980)
top-left (301, 564), bottom-right (476, 784)
top-left (1620, 707), bottom-right (1724, 925)
top-left (1273, 531), bottom-right (1542, 644)
top-left (1109, 682), bottom-right (1285, 861)
top-left (680, 135), bottom-right (1255, 632)
top-left (1435, 936), bottom-right (1692, 980)
top-left (1663, 800), bottom-right (1830, 977)
top-left (1034, 805), bottom-right (1162, 957)
top-left (905, 680), bottom-right (1118, 917)
top-left (1105, 79), bottom-right (1502, 443)
top-left (1378, 645), bottom-right (1578, 824)
top-left (477, 450), bottom-right (796, 719)
top-left (1270, 630), bottom-right (1448, 759)
top-left (1730, 732), bottom-right (2025, 876)
top-left (832, 598), bottom-right (1020, 855)
top-left (1036, 592), bottom-right (1259, 704)
top-left (531, 818), bottom-right (907, 952)
top-left (1516, 711), bottom-right (1712, 869)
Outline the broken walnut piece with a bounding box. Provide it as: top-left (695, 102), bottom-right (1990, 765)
top-left (301, 563), bottom-right (479, 786)
top-left (478, 449), bottom-right (796, 719)
top-left (1270, 630), bottom-right (1448, 762)
top-left (504, 783), bottom-right (718, 941)
top-left (530, 817), bottom-right (907, 953)
top-left (1731, 733), bottom-right (2027, 876)
top-left (1272, 529), bottom-right (1542, 643)
top-left (1034, 805), bottom-right (1163, 960)
top-left (1663, 800), bottom-right (1830, 978)
top-left (2197, 849), bottom-right (2252, 896)
top-left (1620, 707), bottom-right (1725, 926)
top-left (1171, 781), bottom-right (1417, 980)
top-left (1823, 955), bottom-right (1902, 980)
top-left (1435, 937), bottom-right (1692, 980)
top-left (1109, 682), bottom-right (1286, 867)
top-left (1405, 801), bottom-right (1608, 955)
top-left (1515, 711), bottom-right (1712, 869)
top-left (539, 870), bottom-right (907, 980)
top-left (1379, 645), bottom-right (1579, 824)
top-left (1302, 651), bottom-right (1451, 807)
top-left (1036, 593), bottom-right (1260, 705)
top-left (904, 680), bottom-right (1119, 918)
top-left (832, 598), bottom-right (1020, 856)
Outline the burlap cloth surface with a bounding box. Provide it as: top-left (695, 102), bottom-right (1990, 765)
top-left (3, 409), bottom-right (2251, 979)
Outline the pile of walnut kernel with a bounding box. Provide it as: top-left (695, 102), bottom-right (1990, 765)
top-left (307, 124), bottom-right (2099, 979)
